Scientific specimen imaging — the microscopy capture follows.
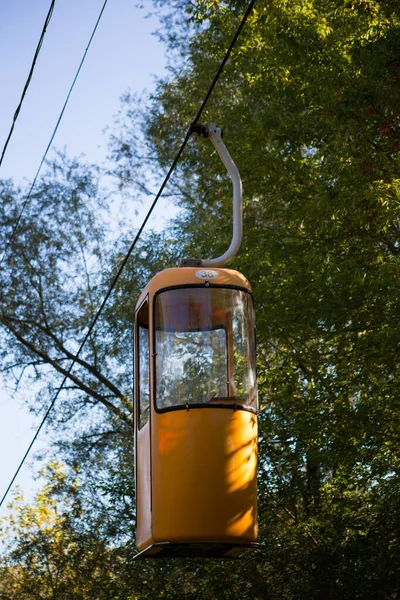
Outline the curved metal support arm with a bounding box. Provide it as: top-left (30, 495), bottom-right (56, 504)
top-left (179, 123), bottom-right (242, 268)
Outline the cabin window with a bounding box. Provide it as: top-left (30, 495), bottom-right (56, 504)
top-left (154, 287), bottom-right (257, 411)
top-left (137, 301), bottom-right (150, 428)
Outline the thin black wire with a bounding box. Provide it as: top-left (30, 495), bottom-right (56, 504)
top-left (0, 0), bottom-right (110, 269)
top-left (0, 0), bottom-right (257, 508)
top-left (0, 0), bottom-right (56, 169)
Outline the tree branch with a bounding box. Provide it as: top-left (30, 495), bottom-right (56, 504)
top-left (3, 314), bottom-right (125, 401)
top-left (2, 315), bottom-right (131, 426)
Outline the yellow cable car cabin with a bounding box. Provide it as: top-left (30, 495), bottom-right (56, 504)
top-left (134, 124), bottom-right (258, 559)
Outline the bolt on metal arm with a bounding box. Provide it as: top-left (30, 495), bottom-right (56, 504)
top-left (179, 123), bottom-right (243, 268)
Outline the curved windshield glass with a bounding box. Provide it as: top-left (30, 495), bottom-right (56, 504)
top-left (155, 287), bottom-right (257, 411)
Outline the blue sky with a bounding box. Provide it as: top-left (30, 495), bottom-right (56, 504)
top-left (0, 0), bottom-right (167, 507)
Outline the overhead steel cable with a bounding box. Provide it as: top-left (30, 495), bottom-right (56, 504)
top-left (0, 0), bottom-right (110, 269)
top-left (0, 0), bottom-right (257, 508)
top-left (0, 0), bottom-right (56, 170)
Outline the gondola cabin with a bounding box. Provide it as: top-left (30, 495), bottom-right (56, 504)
top-left (134, 266), bottom-right (258, 559)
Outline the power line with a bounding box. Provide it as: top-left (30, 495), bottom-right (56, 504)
top-left (0, 0), bottom-right (56, 169)
top-left (0, 0), bottom-right (257, 508)
top-left (0, 0), bottom-right (110, 269)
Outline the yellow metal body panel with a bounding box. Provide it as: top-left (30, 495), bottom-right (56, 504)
top-left (151, 408), bottom-right (257, 543)
top-left (135, 422), bottom-right (152, 549)
top-left (135, 267), bottom-right (257, 551)
top-left (136, 267), bottom-right (252, 310)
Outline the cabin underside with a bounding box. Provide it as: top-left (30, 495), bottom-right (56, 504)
top-left (134, 541), bottom-right (260, 560)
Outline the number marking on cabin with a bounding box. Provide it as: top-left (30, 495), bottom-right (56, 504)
top-left (195, 270), bottom-right (219, 280)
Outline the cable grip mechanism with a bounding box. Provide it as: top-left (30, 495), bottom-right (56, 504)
top-left (189, 122), bottom-right (224, 139)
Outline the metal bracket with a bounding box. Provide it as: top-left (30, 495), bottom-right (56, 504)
top-left (179, 123), bottom-right (242, 268)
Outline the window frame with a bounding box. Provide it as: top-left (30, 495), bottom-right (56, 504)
top-left (152, 283), bottom-right (257, 415)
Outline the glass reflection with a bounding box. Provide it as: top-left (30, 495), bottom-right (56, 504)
top-left (137, 302), bottom-right (150, 428)
top-left (155, 287), bottom-right (257, 410)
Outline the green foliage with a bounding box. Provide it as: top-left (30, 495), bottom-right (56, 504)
top-left (110, 0), bottom-right (400, 596)
top-left (0, 153), bottom-right (132, 428)
top-left (0, 464), bottom-right (126, 599)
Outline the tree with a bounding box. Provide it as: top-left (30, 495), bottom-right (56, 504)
top-left (110, 0), bottom-right (400, 596)
top-left (0, 463), bottom-right (131, 600)
top-left (0, 154), bottom-right (132, 428)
